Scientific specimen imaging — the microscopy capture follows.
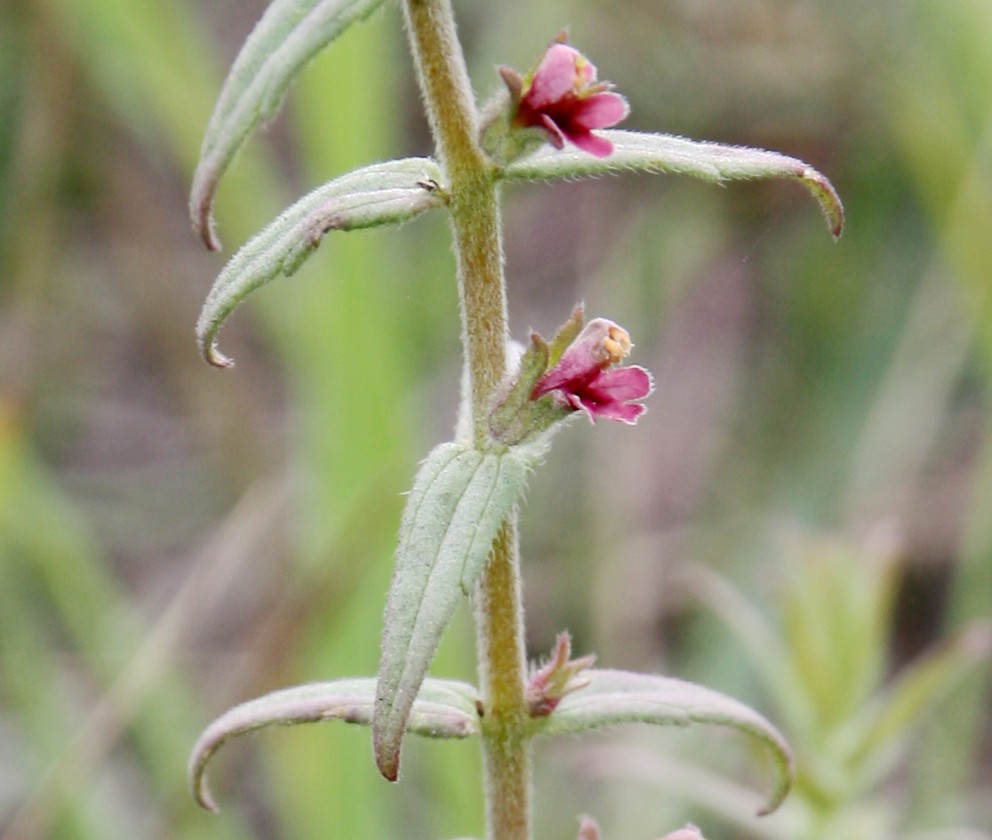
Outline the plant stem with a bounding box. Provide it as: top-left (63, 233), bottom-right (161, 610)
top-left (401, 2), bottom-right (531, 839)
top-left (474, 520), bottom-right (531, 840)
top-left (401, 0), bottom-right (506, 442)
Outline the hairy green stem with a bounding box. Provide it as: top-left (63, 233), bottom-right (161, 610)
top-left (401, 0), bottom-right (506, 441)
top-left (401, 2), bottom-right (531, 839)
top-left (474, 520), bottom-right (531, 840)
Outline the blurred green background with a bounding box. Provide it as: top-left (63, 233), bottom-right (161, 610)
top-left (1, 0), bottom-right (990, 838)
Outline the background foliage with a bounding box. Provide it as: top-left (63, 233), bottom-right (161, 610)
top-left (1, 1), bottom-right (989, 838)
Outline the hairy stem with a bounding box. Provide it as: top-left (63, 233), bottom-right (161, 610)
top-left (474, 520), bottom-right (530, 840)
top-left (401, 1), bottom-right (531, 839)
top-left (402, 0), bottom-right (506, 442)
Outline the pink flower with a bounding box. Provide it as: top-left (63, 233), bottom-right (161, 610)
top-left (488, 309), bottom-right (652, 443)
top-left (532, 318), bottom-right (652, 423)
top-left (514, 43), bottom-right (629, 157)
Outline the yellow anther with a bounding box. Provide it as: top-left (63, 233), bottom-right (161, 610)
top-left (603, 326), bottom-right (632, 363)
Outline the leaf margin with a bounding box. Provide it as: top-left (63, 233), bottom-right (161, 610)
top-left (534, 668), bottom-right (795, 816)
top-left (189, 676), bottom-right (480, 812)
top-left (190, 0), bottom-right (391, 250)
top-left (500, 129), bottom-right (844, 240)
top-left (373, 442), bottom-right (535, 781)
top-left (196, 156), bottom-right (444, 367)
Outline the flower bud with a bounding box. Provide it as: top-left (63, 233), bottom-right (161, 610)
top-left (527, 632), bottom-right (595, 717)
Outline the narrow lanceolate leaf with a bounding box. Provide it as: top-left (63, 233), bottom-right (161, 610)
top-left (196, 157), bottom-right (444, 367)
top-left (537, 669), bottom-right (794, 816)
top-left (502, 129), bottom-right (845, 240)
top-left (835, 621), bottom-right (992, 776)
top-left (191, 0), bottom-right (389, 249)
top-left (373, 442), bottom-right (534, 781)
top-left (190, 677), bottom-right (480, 811)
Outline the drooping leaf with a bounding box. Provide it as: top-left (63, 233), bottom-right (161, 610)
top-left (196, 157), bottom-right (444, 367)
top-left (373, 442), bottom-right (535, 781)
top-left (501, 129), bottom-right (844, 240)
top-left (536, 669), bottom-right (794, 816)
top-left (190, 0), bottom-right (390, 249)
top-left (190, 677), bottom-right (480, 811)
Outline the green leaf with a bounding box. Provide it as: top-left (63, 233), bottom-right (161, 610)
top-left (190, 0), bottom-right (390, 249)
top-left (196, 157), bottom-right (444, 367)
top-left (373, 442), bottom-right (535, 780)
top-left (501, 129), bottom-right (845, 240)
top-left (536, 669), bottom-right (794, 816)
top-left (833, 621), bottom-right (992, 784)
top-left (190, 677), bottom-right (480, 811)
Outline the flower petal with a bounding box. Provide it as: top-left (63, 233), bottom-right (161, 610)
top-left (589, 365), bottom-right (653, 401)
top-left (566, 130), bottom-right (615, 158)
top-left (582, 398), bottom-right (647, 424)
top-left (526, 44), bottom-right (581, 109)
top-left (533, 319), bottom-right (615, 396)
top-left (572, 366), bottom-right (653, 423)
top-left (539, 114), bottom-right (567, 149)
top-left (570, 93), bottom-right (629, 131)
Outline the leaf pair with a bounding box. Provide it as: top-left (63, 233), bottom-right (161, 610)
top-left (190, 669), bottom-right (793, 816)
top-left (195, 129), bottom-right (844, 367)
top-left (185, 443), bottom-right (793, 814)
top-left (190, 2), bottom-right (844, 370)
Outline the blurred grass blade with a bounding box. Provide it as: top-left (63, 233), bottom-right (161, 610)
top-left (501, 129), bottom-right (844, 239)
top-left (190, 0), bottom-right (389, 249)
top-left (539, 669), bottom-right (794, 816)
top-left (197, 157), bottom-right (443, 367)
top-left (191, 677), bottom-right (480, 811)
top-left (373, 443), bottom-right (534, 781)
top-left (834, 621), bottom-right (992, 784)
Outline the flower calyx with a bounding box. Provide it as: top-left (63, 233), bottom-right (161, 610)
top-left (481, 35), bottom-right (629, 165)
top-left (527, 632), bottom-right (595, 717)
top-left (489, 305), bottom-right (653, 446)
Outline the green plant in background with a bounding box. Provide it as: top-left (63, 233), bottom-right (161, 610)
top-left (183, 1), bottom-right (847, 838)
top-left (678, 530), bottom-right (991, 840)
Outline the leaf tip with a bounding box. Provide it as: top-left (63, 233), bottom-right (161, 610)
top-left (798, 165), bottom-right (845, 240)
top-left (372, 690), bottom-right (403, 781)
top-left (206, 347), bottom-right (236, 369)
top-left (190, 172), bottom-right (223, 252)
top-left (372, 728), bottom-right (401, 781)
top-left (194, 782), bottom-right (221, 814)
top-left (754, 748), bottom-right (793, 816)
top-left (188, 739), bottom-right (222, 813)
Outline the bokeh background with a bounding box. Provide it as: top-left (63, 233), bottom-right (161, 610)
top-left (1, 0), bottom-right (990, 838)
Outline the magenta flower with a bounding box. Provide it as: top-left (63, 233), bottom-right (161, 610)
top-left (513, 42), bottom-right (629, 157)
top-left (532, 318), bottom-right (652, 423)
